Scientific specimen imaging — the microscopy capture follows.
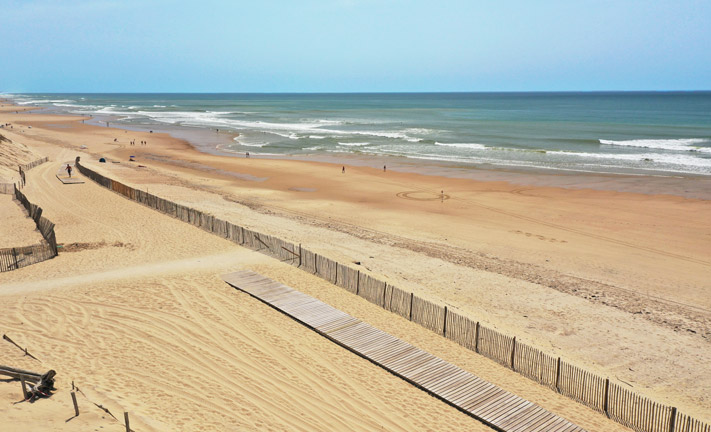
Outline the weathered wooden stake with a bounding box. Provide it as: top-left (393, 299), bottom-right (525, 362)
top-left (20, 377), bottom-right (28, 399)
top-left (603, 378), bottom-right (610, 417)
top-left (298, 244), bottom-right (302, 267)
top-left (382, 282), bottom-right (387, 307)
top-left (12, 248), bottom-right (19, 270)
top-left (474, 322), bottom-right (480, 353)
top-left (442, 306), bottom-right (448, 337)
top-left (668, 407), bottom-right (677, 432)
top-left (408, 292), bottom-right (414, 321)
top-left (124, 411), bottom-right (131, 432)
top-left (510, 337), bottom-right (516, 370)
top-left (71, 390), bottom-right (79, 416)
top-left (314, 254), bottom-right (318, 274)
top-left (555, 357), bottom-right (562, 393)
top-left (356, 271), bottom-right (360, 295)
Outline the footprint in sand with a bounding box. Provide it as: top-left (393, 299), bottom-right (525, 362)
top-left (510, 230), bottom-right (567, 243)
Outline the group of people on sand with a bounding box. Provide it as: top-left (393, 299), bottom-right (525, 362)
top-left (129, 139), bottom-right (147, 146)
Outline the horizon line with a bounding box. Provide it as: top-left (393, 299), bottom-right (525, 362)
top-left (3, 90), bottom-right (711, 95)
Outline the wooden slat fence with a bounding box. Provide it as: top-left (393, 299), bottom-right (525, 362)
top-left (74, 161), bottom-right (711, 432)
top-left (477, 324), bottom-right (515, 367)
top-left (558, 360), bottom-right (606, 413)
top-left (357, 272), bottom-right (386, 306)
top-left (410, 296), bottom-right (445, 335)
top-left (315, 254), bottom-right (337, 283)
top-left (274, 238), bottom-right (299, 265)
top-left (0, 244), bottom-right (56, 272)
top-left (335, 263), bottom-right (359, 293)
top-left (386, 286), bottom-right (412, 320)
top-left (19, 157), bottom-right (49, 172)
top-left (608, 382), bottom-right (673, 432)
top-left (300, 247), bottom-right (317, 273)
top-left (444, 310), bottom-right (476, 350)
top-left (2, 162), bottom-right (58, 271)
top-left (675, 413), bottom-right (711, 432)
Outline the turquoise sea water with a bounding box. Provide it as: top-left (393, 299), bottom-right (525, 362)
top-left (6, 92), bottom-right (711, 176)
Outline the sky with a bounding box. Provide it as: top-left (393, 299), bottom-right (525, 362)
top-left (1, 0), bottom-right (710, 92)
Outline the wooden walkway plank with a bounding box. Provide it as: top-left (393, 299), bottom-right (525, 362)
top-left (496, 404), bottom-right (541, 429)
top-left (438, 378), bottom-right (489, 402)
top-left (222, 271), bottom-right (587, 432)
top-left (429, 372), bottom-right (477, 394)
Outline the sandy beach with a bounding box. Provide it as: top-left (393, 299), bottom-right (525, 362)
top-left (1, 104), bottom-right (709, 430)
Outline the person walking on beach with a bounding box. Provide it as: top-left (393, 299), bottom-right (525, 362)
top-left (66, 164), bottom-right (72, 178)
top-left (383, 165), bottom-right (386, 172)
top-left (342, 166), bottom-right (345, 174)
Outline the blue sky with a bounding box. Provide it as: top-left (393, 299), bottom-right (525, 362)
top-left (2, 0), bottom-right (709, 92)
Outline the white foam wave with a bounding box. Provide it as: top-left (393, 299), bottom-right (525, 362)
top-left (600, 138), bottom-right (711, 153)
top-left (338, 142), bottom-right (370, 146)
top-left (232, 138), bottom-right (268, 147)
top-left (549, 151), bottom-right (711, 168)
top-left (435, 142), bottom-right (487, 150)
top-left (309, 135), bottom-right (326, 139)
top-left (269, 131), bottom-right (300, 140)
top-left (16, 99), bottom-right (68, 105)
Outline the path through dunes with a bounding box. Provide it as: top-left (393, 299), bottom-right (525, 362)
top-left (0, 152), bottom-right (491, 431)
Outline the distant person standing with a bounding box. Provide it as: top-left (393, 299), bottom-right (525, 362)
top-left (342, 166), bottom-right (345, 174)
top-left (66, 164), bottom-right (72, 178)
top-left (246, 151), bottom-right (250, 158)
top-left (383, 165), bottom-right (386, 172)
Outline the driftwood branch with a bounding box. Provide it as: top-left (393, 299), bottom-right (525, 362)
top-left (3, 334), bottom-right (40, 361)
top-left (0, 365), bottom-right (42, 383)
top-left (0, 365), bottom-right (55, 400)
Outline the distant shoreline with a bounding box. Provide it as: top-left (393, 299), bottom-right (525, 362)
top-left (4, 96), bottom-right (711, 200)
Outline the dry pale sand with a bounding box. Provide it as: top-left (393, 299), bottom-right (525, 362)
top-left (0, 106), bottom-right (709, 430)
top-left (0, 194), bottom-right (45, 248)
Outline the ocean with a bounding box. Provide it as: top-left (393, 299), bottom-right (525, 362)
top-left (5, 92), bottom-right (711, 177)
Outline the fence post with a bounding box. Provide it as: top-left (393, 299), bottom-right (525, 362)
top-left (20, 377), bottom-right (28, 399)
top-left (12, 248), bottom-right (18, 270)
top-left (382, 282), bottom-right (387, 307)
top-left (298, 244), bottom-right (302, 267)
top-left (71, 390), bottom-right (79, 416)
top-left (124, 411), bottom-right (131, 432)
top-left (240, 227), bottom-right (245, 245)
top-left (555, 357), bottom-right (562, 393)
top-left (604, 378), bottom-right (610, 417)
top-left (474, 321), bottom-right (480, 353)
top-left (334, 264), bottom-right (338, 285)
top-left (443, 306), bottom-right (448, 337)
top-left (668, 407), bottom-right (677, 432)
top-left (408, 292), bottom-right (414, 321)
top-left (356, 270), bottom-right (360, 295)
top-left (315, 254), bottom-right (318, 275)
top-left (510, 337), bottom-right (516, 370)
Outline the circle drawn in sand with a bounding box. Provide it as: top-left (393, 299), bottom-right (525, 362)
top-left (396, 191), bottom-right (450, 201)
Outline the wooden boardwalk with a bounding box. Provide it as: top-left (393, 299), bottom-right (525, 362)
top-left (223, 270), bottom-right (586, 432)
